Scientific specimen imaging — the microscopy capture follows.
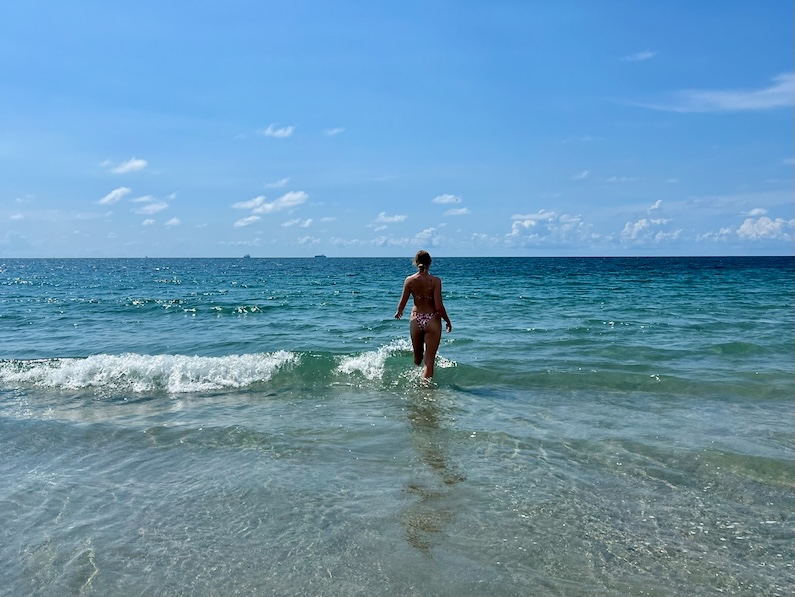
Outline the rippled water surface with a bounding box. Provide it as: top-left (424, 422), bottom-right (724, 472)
top-left (1, 257), bottom-right (793, 596)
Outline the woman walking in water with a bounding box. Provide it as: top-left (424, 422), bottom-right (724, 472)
top-left (394, 250), bottom-right (452, 379)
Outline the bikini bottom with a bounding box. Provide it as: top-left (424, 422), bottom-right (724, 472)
top-left (412, 312), bottom-right (438, 331)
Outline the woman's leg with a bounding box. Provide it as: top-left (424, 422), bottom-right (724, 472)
top-left (421, 318), bottom-right (443, 378)
top-left (409, 319), bottom-right (424, 366)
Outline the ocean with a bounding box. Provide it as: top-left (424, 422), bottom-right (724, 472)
top-left (1, 256), bottom-right (792, 596)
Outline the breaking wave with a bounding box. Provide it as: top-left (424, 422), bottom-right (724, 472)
top-left (0, 339), bottom-right (457, 395)
top-left (0, 351), bottom-right (298, 394)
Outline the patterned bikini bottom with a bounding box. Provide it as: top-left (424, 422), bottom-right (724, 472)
top-left (411, 312), bottom-right (438, 331)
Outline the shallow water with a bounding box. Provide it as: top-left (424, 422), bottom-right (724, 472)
top-left (1, 257), bottom-right (793, 596)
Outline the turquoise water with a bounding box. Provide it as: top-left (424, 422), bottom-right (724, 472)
top-left (1, 257), bottom-right (793, 596)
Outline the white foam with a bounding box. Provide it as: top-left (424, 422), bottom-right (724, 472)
top-left (0, 352), bottom-right (298, 394)
top-left (436, 355), bottom-right (457, 369)
top-left (335, 338), bottom-right (412, 380)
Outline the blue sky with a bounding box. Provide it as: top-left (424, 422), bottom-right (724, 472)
top-left (1, 1), bottom-right (793, 257)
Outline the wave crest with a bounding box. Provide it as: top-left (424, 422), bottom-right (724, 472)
top-left (0, 352), bottom-right (297, 394)
top-left (1, 341), bottom-right (460, 395)
top-left (336, 338), bottom-right (412, 380)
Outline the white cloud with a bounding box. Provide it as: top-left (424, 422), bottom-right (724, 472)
top-left (136, 201), bottom-right (169, 215)
top-left (508, 219), bottom-right (535, 235)
top-left (10, 213), bottom-right (24, 220)
top-left (507, 210), bottom-right (594, 247)
top-left (511, 210), bottom-right (556, 222)
top-left (737, 216), bottom-right (794, 240)
top-left (165, 218), bottom-right (180, 227)
top-left (232, 196), bottom-right (266, 210)
top-left (324, 127), bottom-right (345, 136)
top-left (432, 194), bottom-right (461, 204)
top-left (573, 170), bottom-right (590, 180)
top-left (298, 236), bottom-right (320, 245)
top-left (234, 215), bottom-right (261, 227)
top-left (103, 157), bottom-right (148, 174)
top-left (622, 50), bottom-right (656, 62)
top-left (264, 177), bottom-right (290, 188)
top-left (649, 200), bottom-right (663, 211)
top-left (131, 195), bottom-right (155, 203)
top-left (375, 227), bottom-right (441, 248)
top-left (635, 72), bottom-right (795, 113)
top-left (746, 208), bottom-right (768, 217)
top-left (620, 218), bottom-right (681, 243)
top-left (374, 212), bottom-right (407, 224)
top-left (252, 191), bottom-right (309, 214)
top-left (261, 123), bottom-right (295, 138)
top-left (142, 219), bottom-right (155, 226)
top-left (699, 227), bottom-right (735, 242)
top-left (471, 232), bottom-right (501, 246)
top-left (605, 176), bottom-right (635, 183)
top-left (413, 227), bottom-right (438, 245)
top-left (329, 226), bottom-right (445, 249)
top-left (98, 187), bottom-right (131, 205)
top-left (282, 218), bottom-right (312, 228)
top-left (621, 218), bottom-right (651, 240)
top-left (444, 207), bottom-right (470, 216)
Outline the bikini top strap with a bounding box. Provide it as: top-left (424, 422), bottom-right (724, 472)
top-left (411, 277), bottom-right (435, 300)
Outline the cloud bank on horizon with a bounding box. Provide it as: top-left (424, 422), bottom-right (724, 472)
top-left (1, 1), bottom-right (792, 257)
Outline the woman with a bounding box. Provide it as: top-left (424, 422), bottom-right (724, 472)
top-left (394, 250), bottom-right (452, 379)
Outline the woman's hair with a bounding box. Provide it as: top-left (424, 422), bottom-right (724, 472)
top-left (413, 250), bottom-right (432, 270)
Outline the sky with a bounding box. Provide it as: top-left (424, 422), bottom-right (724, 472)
top-left (1, 1), bottom-right (793, 258)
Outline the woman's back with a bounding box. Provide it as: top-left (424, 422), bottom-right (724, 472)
top-left (409, 273), bottom-right (437, 311)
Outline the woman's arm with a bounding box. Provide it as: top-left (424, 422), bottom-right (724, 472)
top-left (434, 278), bottom-right (452, 333)
top-left (394, 277), bottom-right (411, 319)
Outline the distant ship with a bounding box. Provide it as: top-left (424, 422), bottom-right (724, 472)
top-left (243, 254), bottom-right (251, 259)
top-left (314, 254), bottom-right (327, 258)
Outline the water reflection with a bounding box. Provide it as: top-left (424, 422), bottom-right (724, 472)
top-left (399, 390), bottom-right (466, 552)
